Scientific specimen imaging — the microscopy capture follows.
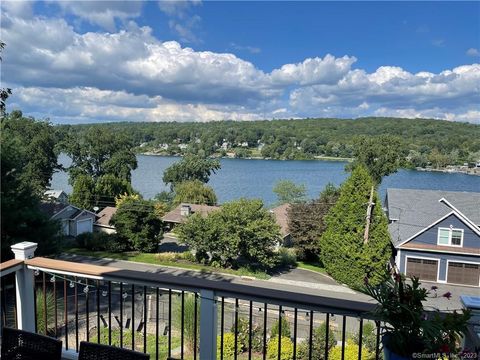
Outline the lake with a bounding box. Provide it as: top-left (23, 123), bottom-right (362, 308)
top-left (52, 154), bottom-right (480, 207)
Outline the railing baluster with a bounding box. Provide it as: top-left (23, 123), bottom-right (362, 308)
top-left (181, 290), bottom-right (185, 359)
top-left (325, 313), bottom-right (330, 360)
top-left (234, 298), bottom-right (239, 360)
top-left (341, 315), bottom-right (346, 360)
top-left (375, 321), bottom-right (381, 360)
top-left (120, 283), bottom-right (124, 348)
top-left (85, 279), bottom-right (89, 342)
top-left (248, 300), bottom-right (253, 360)
top-left (42, 272), bottom-right (47, 335)
top-left (54, 276), bottom-right (57, 338)
top-left (220, 296), bottom-right (225, 360)
top-left (63, 279), bottom-right (68, 350)
top-left (262, 303), bottom-right (267, 360)
top-left (155, 288), bottom-right (159, 360)
top-left (75, 276), bottom-right (79, 352)
top-left (96, 280), bottom-right (100, 344)
top-left (168, 289), bottom-right (172, 358)
top-left (108, 281), bottom-right (112, 346)
top-left (194, 292), bottom-right (198, 360)
top-left (293, 308), bottom-right (297, 360)
top-left (143, 286), bottom-right (147, 354)
top-left (278, 306), bottom-right (282, 360)
top-left (358, 318), bottom-right (363, 360)
top-left (132, 284), bottom-right (135, 351)
top-left (308, 311), bottom-right (313, 360)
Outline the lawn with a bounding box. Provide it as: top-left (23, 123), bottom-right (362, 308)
top-left (295, 261), bottom-right (327, 274)
top-left (63, 248), bottom-right (270, 280)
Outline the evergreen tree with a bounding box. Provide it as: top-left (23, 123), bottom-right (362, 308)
top-left (319, 166), bottom-right (392, 289)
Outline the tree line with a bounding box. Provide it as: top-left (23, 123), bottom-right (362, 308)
top-left (57, 117), bottom-right (480, 166)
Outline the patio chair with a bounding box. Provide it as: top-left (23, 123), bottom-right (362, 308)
top-left (0, 327), bottom-right (62, 360)
top-left (78, 341), bottom-right (150, 360)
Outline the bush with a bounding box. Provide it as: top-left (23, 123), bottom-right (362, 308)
top-left (297, 323), bottom-right (336, 360)
top-left (270, 315), bottom-right (291, 338)
top-left (36, 288), bottom-right (62, 336)
top-left (230, 317), bottom-right (264, 352)
top-left (277, 248), bottom-right (297, 268)
top-left (350, 322), bottom-right (377, 355)
top-left (329, 341), bottom-right (373, 360)
top-left (266, 336), bottom-right (294, 360)
top-left (217, 333), bottom-right (240, 359)
top-left (76, 232), bottom-right (127, 252)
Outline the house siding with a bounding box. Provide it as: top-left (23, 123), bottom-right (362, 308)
top-left (399, 249), bottom-right (480, 282)
top-left (408, 213), bottom-right (480, 249)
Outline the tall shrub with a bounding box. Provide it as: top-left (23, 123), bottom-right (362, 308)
top-left (319, 166), bottom-right (392, 289)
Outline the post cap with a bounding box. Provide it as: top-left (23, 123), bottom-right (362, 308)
top-left (11, 242), bottom-right (38, 260)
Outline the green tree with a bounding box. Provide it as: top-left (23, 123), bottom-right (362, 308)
top-left (65, 127), bottom-right (137, 183)
top-left (178, 199), bottom-right (280, 269)
top-left (173, 180), bottom-right (217, 206)
top-left (288, 184), bottom-right (340, 260)
top-left (69, 174), bottom-right (95, 209)
top-left (349, 135), bottom-right (405, 184)
top-left (163, 154), bottom-right (220, 189)
top-left (270, 315), bottom-right (291, 338)
top-left (112, 198), bottom-right (162, 252)
top-left (94, 174), bottom-right (135, 206)
top-left (273, 180), bottom-right (307, 205)
top-left (319, 166), bottom-right (392, 289)
top-left (1, 113), bottom-right (61, 260)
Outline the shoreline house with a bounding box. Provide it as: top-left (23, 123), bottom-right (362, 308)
top-left (39, 202), bottom-right (96, 236)
top-left (384, 188), bottom-right (480, 287)
top-left (270, 203), bottom-right (292, 246)
top-left (162, 203), bottom-right (220, 231)
top-left (94, 206), bottom-right (117, 234)
top-left (44, 189), bottom-right (69, 204)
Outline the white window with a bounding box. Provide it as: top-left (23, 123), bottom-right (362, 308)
top-left (437, 227), bottom-right (463, 247)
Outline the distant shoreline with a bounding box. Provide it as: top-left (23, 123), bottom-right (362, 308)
top-left (139, 151), bottom-right (353, 162)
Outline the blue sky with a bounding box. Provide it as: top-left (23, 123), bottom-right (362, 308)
top-left (2, 1), bottom-right (479, 123)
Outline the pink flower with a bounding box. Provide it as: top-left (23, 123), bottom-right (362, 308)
top-left (442, 292), bottom-right (452, 300)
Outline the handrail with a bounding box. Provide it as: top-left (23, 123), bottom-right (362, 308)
top-left (0, 259), bottom-right (24, 277)
top-left (26, 257), bottom-right (377, 317)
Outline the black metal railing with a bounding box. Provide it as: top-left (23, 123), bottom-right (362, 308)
top-left (3, 259), bottom-right (384, 360)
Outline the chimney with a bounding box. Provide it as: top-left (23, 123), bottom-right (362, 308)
top-left (180, 204), bottom-right (191, 217)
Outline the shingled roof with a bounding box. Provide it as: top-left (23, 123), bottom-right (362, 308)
top-left (162, 203), bottom-right (220, 224)
top-left (385, 188), bottom-right (480, 247)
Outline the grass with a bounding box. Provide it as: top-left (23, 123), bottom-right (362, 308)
top-left (295, 261), bottom-right (327, 274)
top-left (63, 248), bottom-right (270, 279)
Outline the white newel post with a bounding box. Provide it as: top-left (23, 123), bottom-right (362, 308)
top-left (11, 241), bottom-right (37, 332)
top-left (199, 289), bottom-right (218, 359)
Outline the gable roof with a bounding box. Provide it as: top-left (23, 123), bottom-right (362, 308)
top-left (385, 188), bottom-right (480, 247)
top-left (39, 202), bottom-right (95, 221)
top-left (95, 206), bottom-right (117, 226)
top-left (270, 203), bottom-right (291, 237)
top-left (44, 190), bottom-right (67, 199)
top-left (162, 203), bottom-right (220, 224)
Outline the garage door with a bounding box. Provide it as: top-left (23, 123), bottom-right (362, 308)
top-left (76, 219), bottom-right (92, 235)
top-left (406, 258), bottom-right (438, 281)
top-left (447, 262), bottom-right (480, 286)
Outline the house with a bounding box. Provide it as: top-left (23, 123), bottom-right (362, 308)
top-left (385, 188), bottom-right (480, 287)
top-left (39, 202), bottom-right (96, 236)
top-left (270, 203), bottom-right (292, 246)
top-left (94, 206), bottom-right (117, 234)
top-left (44, 190), bottom-right (69, 204)
top-left (162, 203), bottom-right (220, 230)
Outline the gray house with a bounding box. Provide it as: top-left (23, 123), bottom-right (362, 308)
top-left (385, 188), bottom-right (480, 287)
top-left (40, 202), bottom-right (96, 236)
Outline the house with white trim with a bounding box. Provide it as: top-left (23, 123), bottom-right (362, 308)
top-left (39, 202), bottom-right (96, 237)
top-left (384, 188), bottom-right (480, 287)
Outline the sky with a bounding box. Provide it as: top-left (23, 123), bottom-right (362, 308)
top-left (1, 1), bottom-right (479, 124)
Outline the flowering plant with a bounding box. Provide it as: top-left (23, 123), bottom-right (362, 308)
top-left (363, 272), bottom-right (471, 357)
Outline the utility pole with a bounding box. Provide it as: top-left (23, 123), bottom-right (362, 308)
top-left (363, 185), bottom-right (375, 244)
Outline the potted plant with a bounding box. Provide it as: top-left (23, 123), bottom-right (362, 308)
top-left (363, 271), bottom-right (471, 359)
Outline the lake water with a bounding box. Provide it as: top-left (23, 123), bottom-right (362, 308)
top-left (52, 154), bottom-right (480, 207)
